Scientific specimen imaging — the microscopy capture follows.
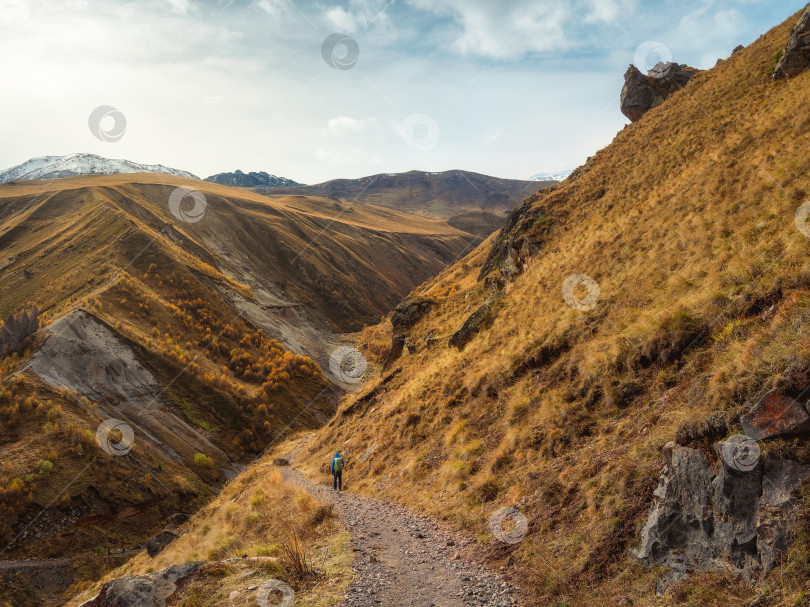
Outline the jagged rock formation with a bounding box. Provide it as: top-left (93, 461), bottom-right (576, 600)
top-left (479, 198), bottom-right (544, 283)
top-left (620, 62), bottom-right (700, 122)
top-left (773, 3), bottom-right (810, 79)
top-left (383, 297), bottom-right (434, 369)
top-left (0, 307), bottom-right (38, 356)
top-left (79, 562), bottom-right (202, 606)
top-left (636, 391), bottom-right (810, 584)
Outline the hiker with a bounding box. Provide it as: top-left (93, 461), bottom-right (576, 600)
top-left (331, 451), bottom-right (345, 491)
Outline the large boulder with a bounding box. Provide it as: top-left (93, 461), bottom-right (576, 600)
top-left (633, 442), bottom-right (810, 583)
top-left (448, 293), bottom-right (504, 350)
top-left (84, 561), bottom-right (202, 606)
top-left (620, 62), bottom-right (700, 122)
top-left (390, 296), bottom-right (434, 334)
top-left (773, 4), bottom-right (810, 79)
top-left (146, 531), bottom-right (177, 558)
top-left (741, 391), bottom-right (810, 440)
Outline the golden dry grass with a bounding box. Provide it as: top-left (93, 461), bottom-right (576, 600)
top-left (66, 459), bottom-right (352, 607)
top-left (296, 9), bottom-right (810, 607)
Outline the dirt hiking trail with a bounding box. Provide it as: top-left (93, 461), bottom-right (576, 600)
top-left (280, 436), bottom-right (520, 607)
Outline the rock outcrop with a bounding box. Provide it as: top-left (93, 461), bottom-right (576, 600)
top-left (390, 296), bottom-right (434, 333)
top-left (0, 307), bottom-right (38, 357)
top-left (146, 531), bottom-right (177, 558)
top-left (773, 3), bottom-right (810, 79)
top-left (383, 297), bottom-right (434, 369)
top-left (81, 561), bottom-right (202, 606)
top-left (448, 293), bottom-right (504, 350)
top-left (620, 62), bottom-right (700, 122)
top-left (145, 513), bottom-right (189, 557)
top-left (478, 198), bottom-right (543, 283)
top-left (741, 391), bottom-right (810, 440)
top-left (634, 442), bottom-right (810, 583)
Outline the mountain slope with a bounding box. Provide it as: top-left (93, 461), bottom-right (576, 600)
top-left (295, 9), bottom-right (810, 607)
top-left (0, 154), bottom-right (198, 183)
top-left (0, 173), bottom-right (477, 605)
top-left (204, 170), bottom-right (300, 188)
top-left (257, 170), bottom-right (556, 219)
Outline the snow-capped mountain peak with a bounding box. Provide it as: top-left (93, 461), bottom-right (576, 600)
top-left (530, 169), bottom-right (574, 183)
top-left (0, 153), bottom-right (198, 184)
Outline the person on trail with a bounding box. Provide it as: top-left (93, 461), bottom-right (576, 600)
top-left (331, 451), bottom-right (345, 491)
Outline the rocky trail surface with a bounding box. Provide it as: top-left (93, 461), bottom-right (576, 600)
top-left (280, 438), bottom-right (520, 607)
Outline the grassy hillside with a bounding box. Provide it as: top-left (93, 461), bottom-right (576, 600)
top-left (0, 174), bottom-right (472, 604)
top-left (296, 10), bottom-right (810, 607)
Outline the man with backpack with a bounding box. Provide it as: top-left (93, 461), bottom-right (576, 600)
top-left (331, 451), bottom-right (345, 491)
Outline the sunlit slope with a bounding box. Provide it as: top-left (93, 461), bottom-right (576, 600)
top-left (0, 174), bottom-right (476, 333)
top-left (0, 173), bottom-right (474, 604)
top-left (298, 10), bottom-right (810, 606)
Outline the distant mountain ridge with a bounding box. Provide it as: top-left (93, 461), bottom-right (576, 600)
top-left (205, 170), bottom-right (300, 188)
top-left (259, 169), bottom-right (556, 219)
top-left (0, 153), bottom-right (197, 183)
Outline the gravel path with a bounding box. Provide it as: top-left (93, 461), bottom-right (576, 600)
top-left (280, 442), bottom-right (519, 607)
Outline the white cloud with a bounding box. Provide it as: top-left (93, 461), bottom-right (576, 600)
top-left (581, 0), bottom-right (636, 24)
top-left (167, 0), bottom-right (191, 15)
top-left (255, 0), bottom-right (284, 17)
top-left (327, 116), bottom-right (379, 136)
top-left (324, 7), bottom-right (359, 33)
top-left (406, 0), bottom-right (572, 59)
top-left (320, 0), bottom-right (394, 34)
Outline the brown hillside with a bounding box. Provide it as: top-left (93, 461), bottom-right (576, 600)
top-left (296, 9), bottom-right (810, 607)
top-left (0, 174), bottom-right (474, 605)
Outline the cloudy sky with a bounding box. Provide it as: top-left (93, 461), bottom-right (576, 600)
top-left (0, 0), bottom-right (805, 184)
